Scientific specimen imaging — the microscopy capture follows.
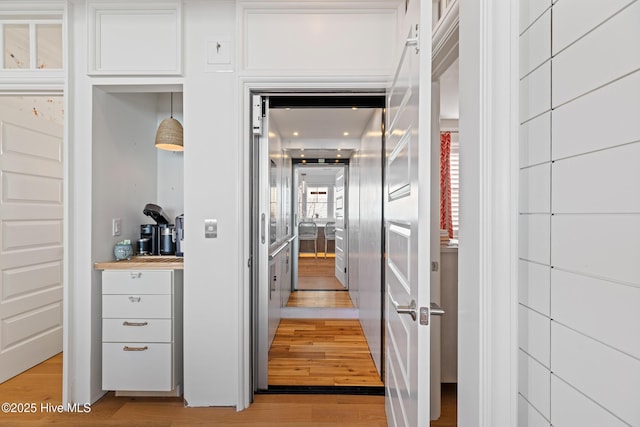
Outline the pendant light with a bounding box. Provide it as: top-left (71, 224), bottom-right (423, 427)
top-left (155, 92), bottom-right (184, 151)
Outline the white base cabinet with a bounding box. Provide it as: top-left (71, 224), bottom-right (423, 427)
top-left (101, 269), bottom-right (183, 395)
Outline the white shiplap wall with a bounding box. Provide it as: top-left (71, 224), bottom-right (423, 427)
top-left (518, 0), bottom-right (640, 425)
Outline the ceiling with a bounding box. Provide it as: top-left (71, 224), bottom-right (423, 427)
top-left (265, 59), bottom-right (459, 160)
top-left (270, 107), bottom-right (378, 159)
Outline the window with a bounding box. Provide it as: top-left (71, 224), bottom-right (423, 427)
top-left (1, 20), bottom-right (63, 70)
top-left (298, 185), bottom-right (331, 220)
top-left (450, 134), bottom-right (459, 239)
top-left (440, 131), bottom-right (459, 241)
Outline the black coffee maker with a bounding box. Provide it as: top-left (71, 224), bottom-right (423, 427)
top-left (139, 224), bottom-right (158, 255)
top-left (140, 203), bottom-right (174, 255)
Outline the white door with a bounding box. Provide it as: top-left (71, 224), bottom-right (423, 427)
top-left (0, 103), bottom-right (64, 383)
top-left (334, 167), bottom-right (348, 287)
top-left (385, 0), bottom-right (432, 425)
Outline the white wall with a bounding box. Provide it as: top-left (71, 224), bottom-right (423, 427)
top-left (182, 0), bottom-right (239, 407)
top-left (348, 151), bottom-right (361, 308)
top-left (354, 109), bottom-right (383, 375)
top-left (518, 1), bottom-right (640, 425)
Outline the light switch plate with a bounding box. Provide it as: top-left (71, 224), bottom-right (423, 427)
top-left (112, 218), bottom-right (122, 236)
top-left (205, 219), bottom-right (217, 238)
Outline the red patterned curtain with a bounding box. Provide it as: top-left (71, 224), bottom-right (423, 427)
top-left (440, 132), bottom-right (453, 239)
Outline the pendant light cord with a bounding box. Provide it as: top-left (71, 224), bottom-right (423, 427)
top-left (170, 92), bottom-right (174, 118)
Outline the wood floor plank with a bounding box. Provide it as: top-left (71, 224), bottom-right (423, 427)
top-left (268, 319), bottom-right (383, 387)
top-left (286, 291), bottom-right (354, 308)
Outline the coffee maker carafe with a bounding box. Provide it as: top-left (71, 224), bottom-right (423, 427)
top-left (139, 224), bottom-right (158, 255)
top-left (158, 224), bottom-right (175, 255)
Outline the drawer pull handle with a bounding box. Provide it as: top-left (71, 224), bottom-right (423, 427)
top-left (130, 272), bottom-right (142, 279)
top-left (122, 321), bottom-right (148, 327)
top-left (123, 346), bottom-right (148, 352)
top-left (128, 296), bottom-right (141, 303)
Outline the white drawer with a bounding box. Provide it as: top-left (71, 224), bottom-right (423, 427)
top-left (102, 342), bottom-right (173, 391)
top-left (103, 318), bottom-right (172, 342)
top-left (102, 270), bottom-right (172, 295)
top-left (102, 294), bottom-right (171, 319)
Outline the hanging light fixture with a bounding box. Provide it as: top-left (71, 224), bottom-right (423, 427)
top-left (155, 92), bottom-right (184, 151)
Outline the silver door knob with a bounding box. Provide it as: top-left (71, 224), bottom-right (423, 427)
top-left (392, 298), bottom-right (417, 321)
top-left (430, 302), bottom-right (445, 316)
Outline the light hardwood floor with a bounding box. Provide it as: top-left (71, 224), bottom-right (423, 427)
top-left (0, 354), bottom-right (456, 426)
top-left (430, 384), bottom-right (457, 427)
top-left (286, 290), bottom-right (354, 308)
top-left (268, 319), bottom-right (383, 387)
top-left (0, 353), bottom-right (387, 426)
top-left (297, 256), bottom-right (344, 291)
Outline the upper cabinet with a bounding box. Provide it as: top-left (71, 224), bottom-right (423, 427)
top-left (87, 1), bottom-right (182, 75)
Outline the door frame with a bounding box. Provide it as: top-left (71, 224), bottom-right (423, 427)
top-left (457, 0), bottom-right (519, 425)
top-left (243, 86), bottom-right (385, 402)
top-left (291, 162), bottom-right (349, 291)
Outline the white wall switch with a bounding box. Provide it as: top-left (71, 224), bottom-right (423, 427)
top-left (205, 219), bottom-right (217, 238)
top-left (112, 218), bottom-right (122, 236)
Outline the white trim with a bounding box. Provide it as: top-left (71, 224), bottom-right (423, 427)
top-left (86, 1), bottom-right (182, 75)
top-left (432, 0), bottom-right (459, 79)
top-left (237, 0), bottom-right (398, 78)
top-left (458, 0), bottom-right (518, 425)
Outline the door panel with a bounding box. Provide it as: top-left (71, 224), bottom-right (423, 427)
top-left (0, 103), bottom-right (63, 383)
top-left (385, 0), bottom-right (430, 424)
top-left (334, 168), bottom-right (348, 287)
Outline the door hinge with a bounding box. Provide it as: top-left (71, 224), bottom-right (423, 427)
top-left (247, 257), bottom-right (252, 268)
top-left (431, 261), bottom-right (438, 272)
top-left (344, 267), bottom-right (347, 274)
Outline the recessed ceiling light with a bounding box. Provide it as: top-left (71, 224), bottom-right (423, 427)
top-left (293, 131), bottom-right (299, 136)
top-left (352, 107), bottom-right (358, 110)
top-left (337, 148), bottom-right (342, 151)
top-left (343, 132), bottom-right (349, 136)
top-left (285, 108), bottom-right (291, 111)
top-left (337, 154), bottom-right (342, 158)
top-left (300, 148), bottom-right (305, 151)
top-left (300, 154), bottom-right (305, 157)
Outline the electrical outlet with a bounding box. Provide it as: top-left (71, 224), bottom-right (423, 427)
top-left (112, 218), bottom-right (122, 236)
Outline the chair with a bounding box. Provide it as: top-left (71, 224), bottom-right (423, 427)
top-left (324, 222), bottom-right (336, 259)
top-left (298, 221), bottom-right (318, 259)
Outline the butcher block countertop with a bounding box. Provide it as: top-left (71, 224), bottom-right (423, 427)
top-left (94, 256), bottom-right (184, 270)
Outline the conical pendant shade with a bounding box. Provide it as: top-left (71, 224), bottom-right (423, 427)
top-left (155, 92), bottom-right (183, 151)
top-left (155, 117), bottom-right (184, 151)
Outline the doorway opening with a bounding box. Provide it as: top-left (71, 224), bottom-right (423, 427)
top-left (250, 93), bottom-right (386, 394)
